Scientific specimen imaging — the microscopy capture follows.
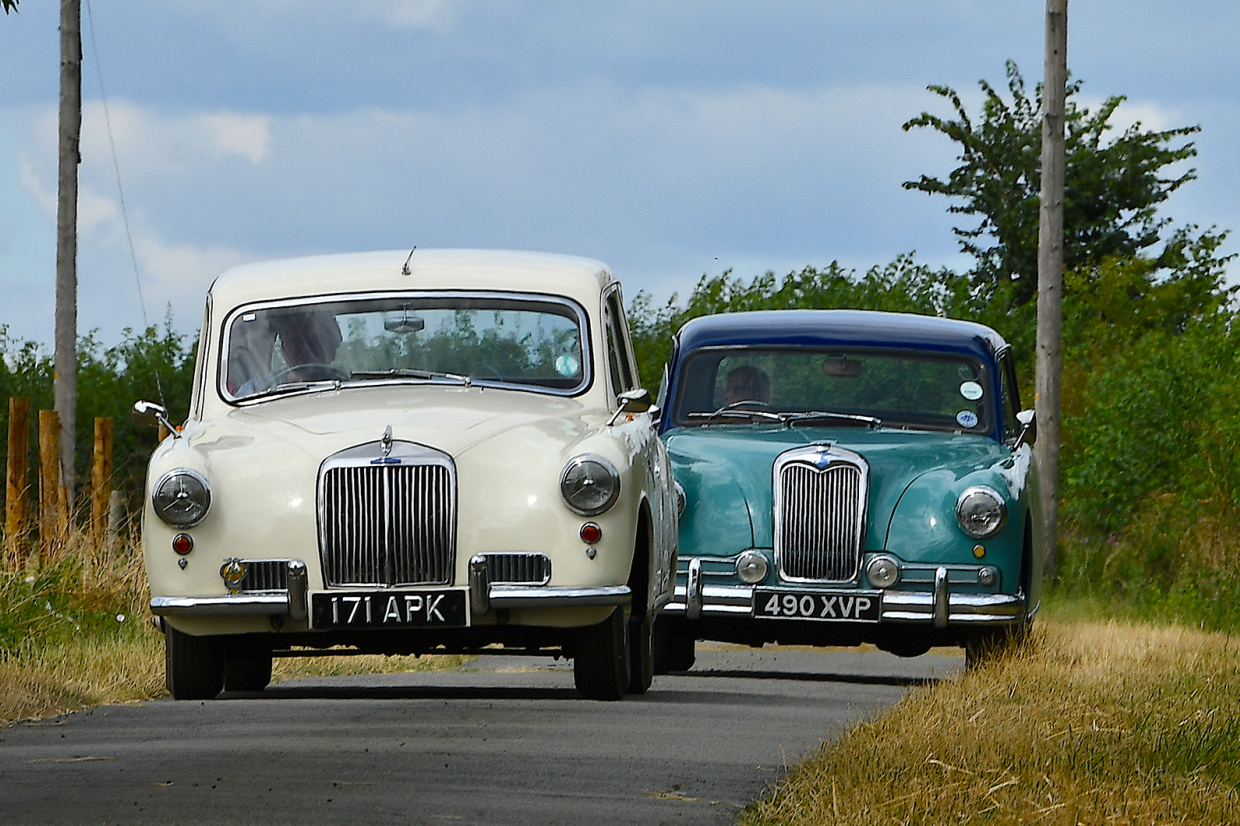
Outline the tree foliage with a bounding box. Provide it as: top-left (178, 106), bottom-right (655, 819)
top-left (902, 61), bottom-right (1208, 307)
top-left (1, 0), bottom-right (17, 14)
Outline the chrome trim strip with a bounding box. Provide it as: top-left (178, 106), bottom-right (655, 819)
top-left (486, 585), bottom-right (631, 608)
top-left (151, 595), bottom-right (290, 617)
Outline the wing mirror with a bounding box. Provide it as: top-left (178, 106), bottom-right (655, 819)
top-left (1013, 409), bottom-right (1036, 449)
top-left (133, 400), bottom-right (181, 439)
top-left (608, 388), bottom-right (656, 426)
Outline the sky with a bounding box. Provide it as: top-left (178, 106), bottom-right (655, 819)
top-left (1, 1), bottom-right (1238, 347)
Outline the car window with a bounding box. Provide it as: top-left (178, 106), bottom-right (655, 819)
top-left (602, 293), bottom-right (636, 400)
top-left (672, 346), bottom-right (993, 433)
top-left (997, 350), bottom-right (1020, 440)
top-left (221, 293), bottom-right (589, 401)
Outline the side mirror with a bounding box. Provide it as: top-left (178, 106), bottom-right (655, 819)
top-left (133, 400), bottom-right (181, 439)
top-left (1013, 409), bottom-right (1036, 449)
top-left (618, 388), bottom-right (652, 414)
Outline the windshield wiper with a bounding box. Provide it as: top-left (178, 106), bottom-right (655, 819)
top-left (244, 379), bottom-right (342, 400)
top-left (782, 411), bottom-right (882, 429)
top-left (349, 368), bottom-right (472, 386)
top-left (687, 404), bottom-right (783, 424)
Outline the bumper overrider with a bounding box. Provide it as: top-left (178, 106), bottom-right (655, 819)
top-left (150, 557), bottom-right (631, 622)
top-left (662, 557), bottom-right (1026, 628)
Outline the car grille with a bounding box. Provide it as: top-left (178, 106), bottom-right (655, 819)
top-left (480, 553), bottom-right (551, 585)
top-left (238, 559), bottom-right (290, 592)
top-left (774, 446), bottom-right (869, 583)
top-left (320, 451), bottom-right (456, 587)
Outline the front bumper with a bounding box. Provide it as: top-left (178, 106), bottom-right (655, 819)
top-left (150, 558), bottom-right (631, 621)
top-left (662, 560), bottom-right (1025, 628)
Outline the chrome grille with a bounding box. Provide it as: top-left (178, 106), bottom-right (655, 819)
top-left (774, 446), bottom-right (868, 583)
top-left (319, 444), bottom-right (456, 587)
top-left (482, 553), bottom-right (551, 585)
top-left (239, 560), bottom-right (290, 592)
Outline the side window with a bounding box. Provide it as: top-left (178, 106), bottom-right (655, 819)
top-left (602, 290), bottom-right (636, 400)
top-left (997, 351), bottom-right (1020, 441)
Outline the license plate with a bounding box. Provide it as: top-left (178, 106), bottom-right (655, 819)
top-left (753, 588), bottom-right (881, 622)
top-left (311, 589), bottom-right (468, 630)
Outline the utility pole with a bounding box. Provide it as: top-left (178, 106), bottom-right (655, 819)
top-left (1036, 0), bottom-right (1067, 576)
top-left (56, 0), bottom-right (81, 504)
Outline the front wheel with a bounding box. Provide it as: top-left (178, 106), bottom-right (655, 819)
top-left (652, 619), bottom-right (696, 674)
top-left (964, 622), bottom-right (1029, 670)
top-left (223, 639), bottom-right (273, 693)
top-left (165, 625), bottom-right (224, 700)
top-left (628, 617), bottom-right (654, 695)
top-left (573, 607), bottom-right (630, 701)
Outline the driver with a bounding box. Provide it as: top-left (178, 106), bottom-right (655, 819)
top-left (233, 309), bottom-right (343, 395)
top-left (722, 365), bottom-right (771, 407)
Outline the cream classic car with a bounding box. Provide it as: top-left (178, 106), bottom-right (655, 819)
top-left (135, 249), bottom-right (678, 701)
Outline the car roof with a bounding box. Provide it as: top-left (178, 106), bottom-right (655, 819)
top-left (675, 309), bottom-right (1008, 362)
top-left (208, 249), bottom-right (617, 309)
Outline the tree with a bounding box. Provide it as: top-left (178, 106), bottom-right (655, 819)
top-left (903, 61), bottom-right (1206, 308)
top-left (2, 1), bottom-right (17, 13)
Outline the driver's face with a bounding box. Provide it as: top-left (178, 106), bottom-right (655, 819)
top-left (723, 374), bottom-right (759, 405)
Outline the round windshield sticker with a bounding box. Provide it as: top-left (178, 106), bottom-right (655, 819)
top-left (956, 410), bottom-right (979, 428)
top-left (554, 354), bottom-right (580, 377)
top-left (960, 381), bottom-right (984, 400)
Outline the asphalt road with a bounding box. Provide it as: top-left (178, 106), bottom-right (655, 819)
top-left (1, 644), bottom-right (962, 826)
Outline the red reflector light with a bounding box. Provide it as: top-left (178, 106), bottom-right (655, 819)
top-left (172, 533), bottom-right (194, 555)
top-left (579, 523), bottom-right (602, 544)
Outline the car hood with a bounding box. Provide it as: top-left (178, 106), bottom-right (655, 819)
top-left (194, 385), bottom-right (599, 459)
top-left (664, 425), bottom-right (1009, 557)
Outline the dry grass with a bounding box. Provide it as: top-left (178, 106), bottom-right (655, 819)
top-left (0, 530), bottom-right (467, 727)
top-left (743, 618), bottom-right (1240, 826)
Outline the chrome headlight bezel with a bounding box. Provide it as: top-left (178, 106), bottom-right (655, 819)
top-left (865, 554), bottom-right (901, 589)
top-left (955, 485), bottom-right (1007, 539)
top-left (152, 468), bottom-right (212, 528)
top-left (559, 455), bottom-right (621, 516)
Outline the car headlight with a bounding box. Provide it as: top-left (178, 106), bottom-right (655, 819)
top-left (955, 486), bottom-right (1007, 539)
top-left (152, 469), bottom-right (212, 527)
top-left (559, 456), bottom-right (621, 516)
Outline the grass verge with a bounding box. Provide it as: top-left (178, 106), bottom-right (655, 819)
top-left (742, 616), bottom-right (1240, 825)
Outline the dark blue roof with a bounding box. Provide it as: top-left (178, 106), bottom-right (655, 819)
top-left (674, 310), bottom-right (1008, 362)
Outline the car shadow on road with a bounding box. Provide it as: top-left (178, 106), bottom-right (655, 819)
top-left (223, 684), bottom-right (584, 702)
top-left (672, 668), bottom-right (948, 687)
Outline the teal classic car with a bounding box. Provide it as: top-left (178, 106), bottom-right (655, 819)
top-left (654, 310), bottom-right (1042, 669)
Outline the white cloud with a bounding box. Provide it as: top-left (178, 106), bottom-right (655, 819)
top-left (199, 113), bottom-right (272, 165)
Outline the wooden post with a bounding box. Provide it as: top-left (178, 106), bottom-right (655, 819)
top-left (5, 397), bottom-right (31, 566)
top-left (1036, 0), bottom-right (1068, 577)
top-left (38, 410), bottom-right (65, 560)
top-left (90, 417), bottom-right (113, 548)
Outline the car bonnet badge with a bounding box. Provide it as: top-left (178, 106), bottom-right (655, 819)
top-left (372, 425), bottom-right (401, 464)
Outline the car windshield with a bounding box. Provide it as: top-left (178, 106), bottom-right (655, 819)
top-left (222, 294), bottom-right (588, 401)
top-left (671, 347), bottom-right (992, 433)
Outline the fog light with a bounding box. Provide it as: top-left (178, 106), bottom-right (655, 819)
top-left (865, 555), bottom-right (900, 589)
top-left (220, 558), bottom-right (247, 590)
top-left (735, 551), bottom-right (768, 584)
top-left (171, 533), bottom-right (194, 555)
top-left (580, 522), bottom-right (602, 544)
top-left (978, 567), bottom-right (998, 587)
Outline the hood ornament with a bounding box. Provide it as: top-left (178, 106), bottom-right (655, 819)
top-left (371, 425), bottom-right (401, 464)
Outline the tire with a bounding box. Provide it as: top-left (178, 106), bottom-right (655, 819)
top-left (627, 617), bottom-right (654, 695)
top-left (652, 619), bottom-right (696, 674)
top-left (573, 607), bottom-right (630, 701)
top-left (165, 625), bottom-right (224, 700)
top-left (223, 640), bottom-right (273, 693)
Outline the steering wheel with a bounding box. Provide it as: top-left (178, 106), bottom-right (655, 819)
top-left (265, 363), bottom-right (348, 387)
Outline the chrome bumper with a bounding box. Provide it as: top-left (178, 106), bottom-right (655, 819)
top-left (151, 560), bottom-right (309, 621)
top-left (664, 563), bottom-right (1025, 626)
top-left (467, 554), bottom-right (630, 615)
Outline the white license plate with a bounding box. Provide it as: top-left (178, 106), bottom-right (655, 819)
top-left (753, 588), bottom-right (881, 622)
